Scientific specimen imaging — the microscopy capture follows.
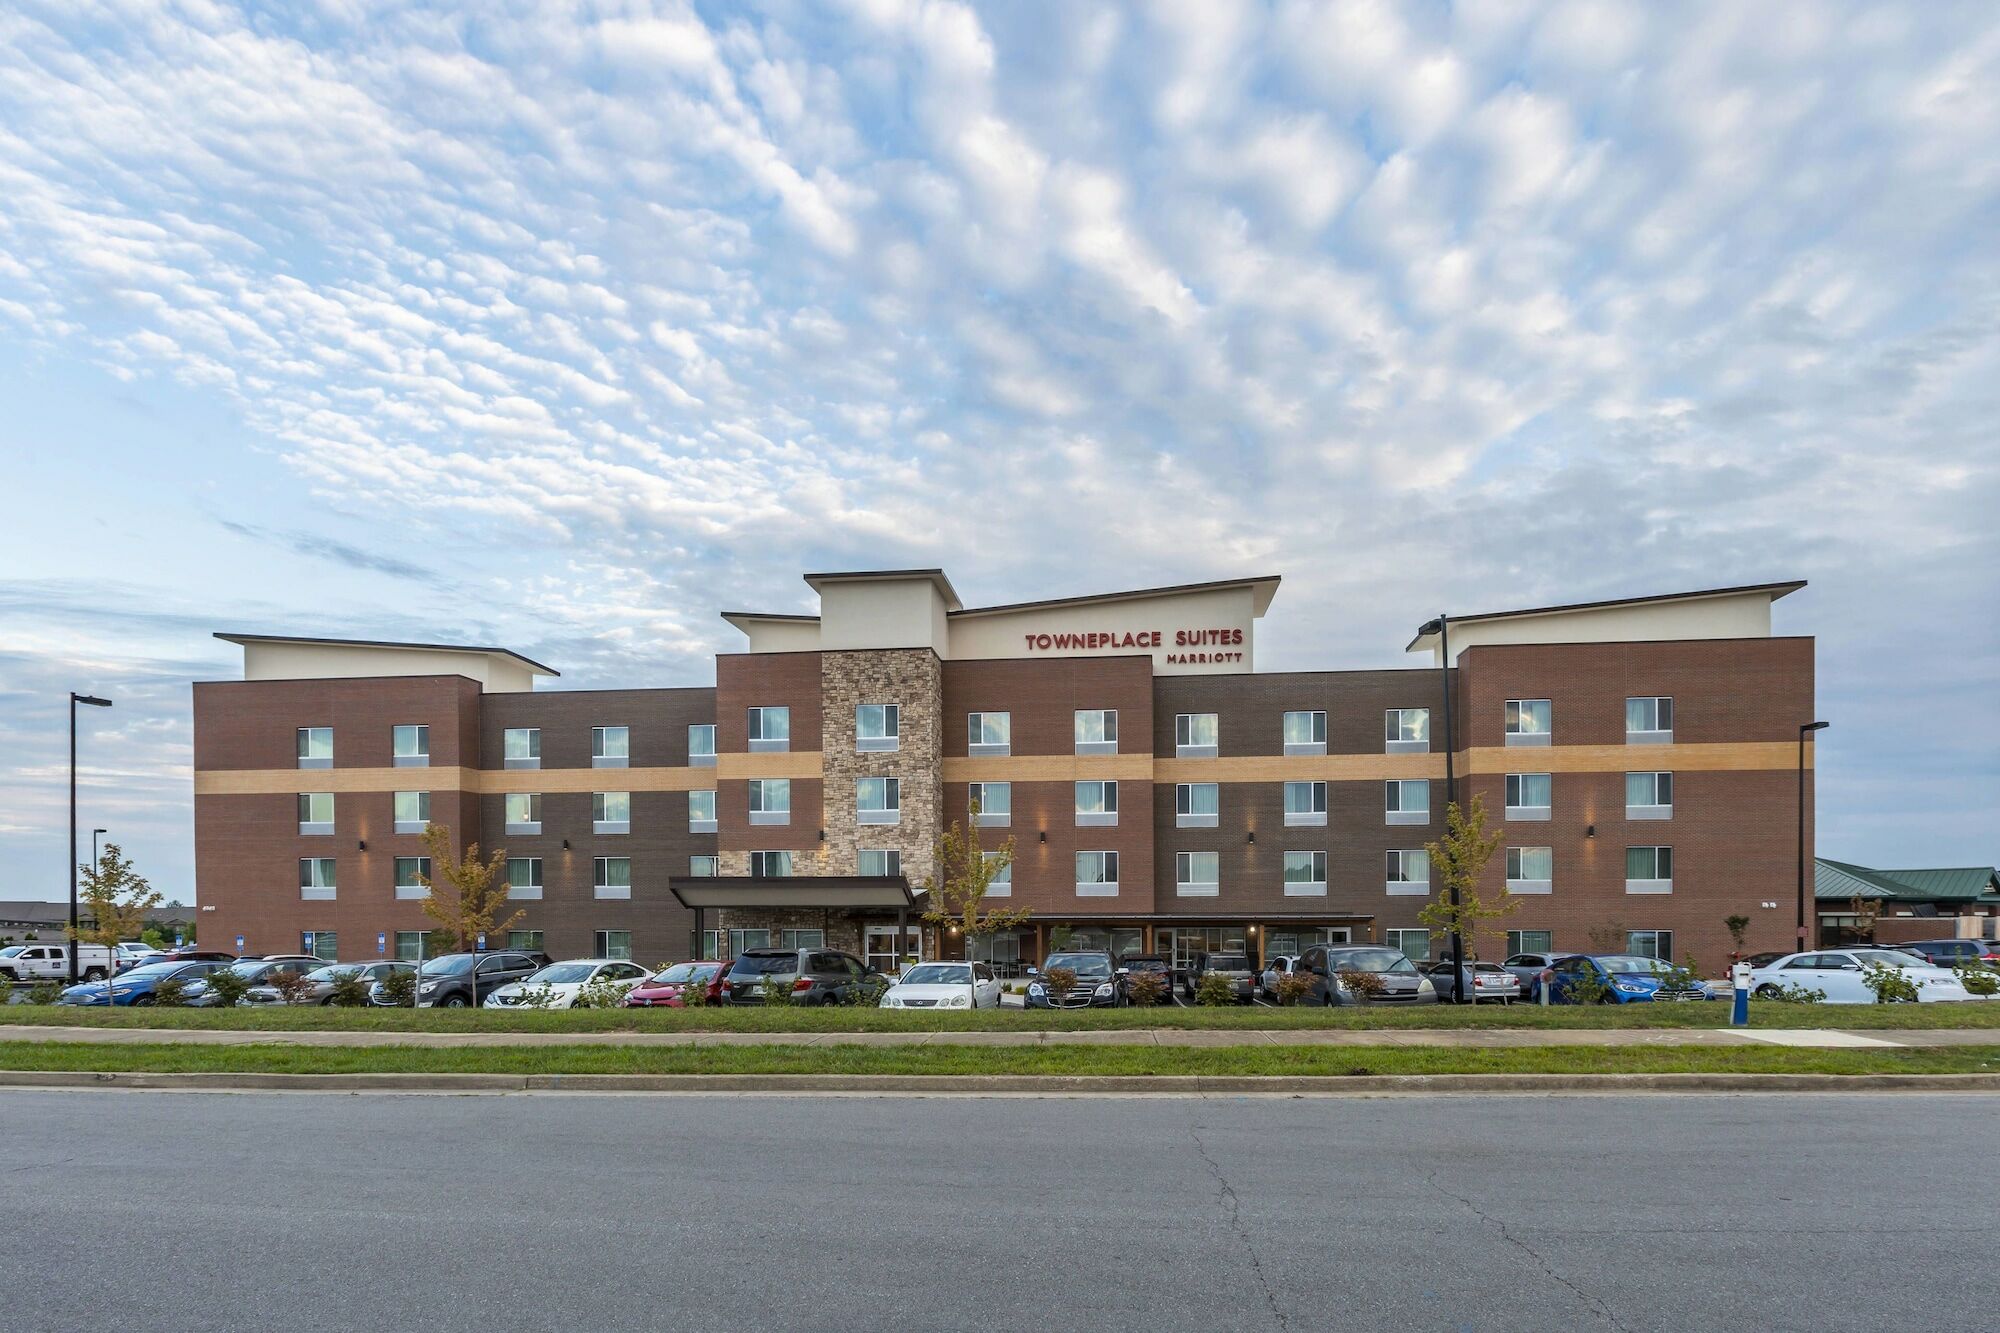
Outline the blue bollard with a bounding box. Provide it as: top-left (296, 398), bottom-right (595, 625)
top-left (1730, 962), bottom-right (1751, 1026)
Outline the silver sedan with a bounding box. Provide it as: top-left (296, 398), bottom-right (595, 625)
top-left (244, 960), bottom-right (413, 1005)
top-left (1423, 961), bottom-right (1523, 1004)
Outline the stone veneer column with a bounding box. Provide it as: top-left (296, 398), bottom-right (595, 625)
top-left (819, 648), bottom-right (943, 887)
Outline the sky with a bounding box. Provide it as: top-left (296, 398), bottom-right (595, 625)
top-left (1, 0), bottom-right (1996, 903)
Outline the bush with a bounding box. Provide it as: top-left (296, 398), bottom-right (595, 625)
top-left (1040, 966), bottom-right (1077, 1003)
top-left (271, 971), bottom-right (318, 1006)
top-left (839, 973), bottom-right (888, 1006)
top-left (1860, 961), bottom-right (1921, 1003)
top-left (513, 982), bottom-right (562, 1009)
top-left (1954, 964), bottom-right (1999, 998)
top-left (760, 973), bottom-right (796, 1006)
top-left (1124, 971), bottom-right (1167, 1006)
top-left (1274, 971), bottom-right (1316, 1006)
top-left (1335, 968), bottom-right (1385, 1003)
top-left (573, 977), bottom-right (630, 1009)
top-left (327, 972), bottom-right (372, 1007)
top-left (151, 976), bottom-right (189, 1007)
top-left (1194, 970), bottom-right (1239, 1006)
top-left (1764, 979), bottom-right (1825, 1005)
top-left (1557, 966), bottom-right (1612, 1005)
top-left (677, 970), bottom-right (713, 1007)
top-left (376, 969), bottom-right (417, 1007)
top-left (26, 980), bottom-right (63, 1005)
top-left (204, 969), bottom-right (252, 1008)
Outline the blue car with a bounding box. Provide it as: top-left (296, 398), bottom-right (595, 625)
top-left (1545, 954), bottom-right (1712, 1004)
top-left (58, 959), bottom-right (225, 1006)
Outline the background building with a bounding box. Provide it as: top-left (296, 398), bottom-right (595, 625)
top-left (193, 571), bottom-right (1816, 973)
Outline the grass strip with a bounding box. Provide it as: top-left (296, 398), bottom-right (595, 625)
top-left (6, 1000), bottom-right (1997, 1035)
top-left (2, 1040), bottom-right (1998, 1078)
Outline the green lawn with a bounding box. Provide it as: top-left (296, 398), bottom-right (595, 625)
top-left (4, 999), bottom-right (1998, 1033)
top-left (3, 1039), bottom-right (1997, 1078)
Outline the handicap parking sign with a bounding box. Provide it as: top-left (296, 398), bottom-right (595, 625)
top-left (377, 933), bottom-right (387, 955)
top-left (235, 935), bottom-right (244, 951)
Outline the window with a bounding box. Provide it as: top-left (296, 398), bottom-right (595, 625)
top-left (1506, 846), bottom-right (1553, 894)
top-left (1176, 850), bottom-right (1219, 897)
top-left (505, 857), bottom-right (541, 901)
top-left (503, 727), bottom-right (540, 769)
top-left (1074, 709), bottom-right (1117, 755)
top-left (750, 850), bottom-right (793, 877)
top-left (1283, 781), bottom-right (1327, 827)
top-left (302, 931), bottom-right (338, 961)
top-left (392, 724), bottom-right (429, 767)
top-left (508, 931), bottom-right (544, 952)
top-left (393, 790), bottom-right (430, 834)
top-left (592, 725), bottom-right (629, 768)
top-left (688, 724), bottom-right (716, 766)
top-left (968, 711), bottom-right (1011, 756)
top-left (1507, 930), bottom-right (1553, 957)
top-left (594, 930), bottom-right (632, 961)
top-left (1075, 779), bottom-right (1119, 826)
top-left (1626, 771), bottom-right (1673, 819)
top-left (1385, 708), bottom-right (1430, 753)
top-left (857, 777), bottom-right (900, 825)
top-left (592, 791), bottom-right (631, 835)
top-left (748, 707), bottom-right (791, 752)
top-left (1386, 928), bottom-right (1431, 962)
top-left (1627, 930), bottom-right (1674, 961)
top-left (1504, 773), bottom-right (1552, 820)
top-left (504, 792), bottom-right (542, 835)
top-left (394, 930), bottom-right (424, 962)
top-left (857, 704), bottom-right (899, 752)
top-left (594, 856), bottom-right (632, 900)
top-left (1626, 696), bottom-right (1673, 742)
top-left (1176, 781), bottom-right (1219, 828)
top-left (1385, 779), bottom-right (1430, 825)
top-left (297, 792), bottom-right (334, 835)
top-left (983, 850), bottom-right (1011, 896)
top-left (689, 855), bottom-right (719, 877)
top-left (748, 778), bottom-right (791, 826)
top-left (296, 726), bottom-right (332, 769)
top-left (688, 789), bottom-right (717, 833)
top-left (1075, 850), bottom-right (1119, 896)
top-left (1626, 846), bottom-right (1674, 893)
top-left (299, 858), bottom-right (336, 901)
top-left (395, 856), bottom-right (432, 900)
top-left (703, 928), bottom-right (769, 960)
top-left (859, 849), bottom-right (902, 878)
top-left (1505, 700), bottom-right (1551, 745)
top-left (1386, 850), bottom-right (1430, 895)
top-left (1283, 710), bottom-right (1327, 755)
top-left (969, 781), bottom-right (1010, 825)
top-left (1175, 712), bottom-right (1218, 757)
top-left (781, 930), bottom-right (826, 951)
top-left (1283, 850), bottom-right (1327, 896)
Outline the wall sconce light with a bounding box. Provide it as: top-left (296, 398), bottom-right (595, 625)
top-left (1247, 831), bottom-right (1255, 845)
top-left (357, 840), bottom-right (366, 851)
top-left (1038, 831), bottom-right (1046, 844)
top-left (1585, 825), bottom-right (1595, 839)
top-left (818, 829), bottom-right (826, 842)
top-left (562, 838), bottom-right (571, 850)
top-left (1248, 924), bottom-right (1259, 935)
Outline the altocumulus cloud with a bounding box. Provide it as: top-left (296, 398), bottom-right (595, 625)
top-left (0, 0), bottom-right (1995, 894)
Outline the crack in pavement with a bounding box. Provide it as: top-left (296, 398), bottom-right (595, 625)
top-left (1422, 1170), bottom-right (1634, 1333)
top-left (1186, 1108), bottom-right (1289, 1330)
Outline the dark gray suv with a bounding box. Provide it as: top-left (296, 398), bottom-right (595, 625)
top-left (372, 951), bottom-right (547, 1008)
top-left (720, 949), bottom-right (884, 1005)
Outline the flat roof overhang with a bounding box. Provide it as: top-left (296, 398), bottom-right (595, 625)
top-left (668, 876), bottom-right (918, 912)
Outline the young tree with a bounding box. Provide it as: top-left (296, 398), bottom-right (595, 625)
top-left (921, 801), bottom-right (1031, 946)
top-left (1848, 894), bottom-right (1883, 946)
top-left (74, 842), bottom-right (163, 999)
top-left (1723, 914), bottom-right (1750, 958)
top-left (1417, 795), bottom-right (1512, 1001)
top-left (416, 824), bottom-right (522, 953)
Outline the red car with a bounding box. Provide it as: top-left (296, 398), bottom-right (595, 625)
top-left (623, 960), bottom-right (724, 1008)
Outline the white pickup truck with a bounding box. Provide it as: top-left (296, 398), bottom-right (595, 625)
top-left (0, 943), bottom-right (114, 983)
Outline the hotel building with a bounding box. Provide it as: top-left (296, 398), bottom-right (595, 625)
top-left (192, 571), bottom-right (1816, 973)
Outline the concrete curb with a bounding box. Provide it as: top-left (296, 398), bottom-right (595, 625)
top-left (5, 1069), bottom-right (2000, 1095)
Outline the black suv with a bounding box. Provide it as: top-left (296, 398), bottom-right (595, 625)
top-left (1026, 950), bottom-right (1124, 1008)
top-left (1117, 953), bottom-right (1175, 1004)
top-left (378, 951), bottom-right (548, 1008)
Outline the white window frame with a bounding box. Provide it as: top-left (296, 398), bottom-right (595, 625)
top-left (504, 791), bottom-right (542, 836)
top-left (969, 781), bottom-right (1010, 826)
top-left (395, 857), bottom-right (432, 901)
top-left (299, 857), bottom-right (337, 901)
top-left (1075, 850), bottom-right (1120, 897)
top-left (1384, 708), bottom-right (1430, 754)
top-left (1627, 930), bottom-right (1675, 961)
top-left (689, 855), bottom-right (720, 877)
top-left (1283, 710), bottom-right (1327, 756)
top-left (1074, 709), bottom-right (1118, 755)
top-left (1283, 780), bottom-right (1327, 828)
top-left (748, 778), bottom-right (791, 826)
top-left (1507, 930), bottom-right (1554, 957)
top-left (1075, 779), bottom-right (1119, 827)
top-left (982, 850), bottom-right (1011, 897)
top-left (505, 856), bottom-right (541, 901)
top-left (594, 930), bottom-right (633, 961)
top-left (1505, 699), bottom-right (1552, 746)
top-left (592, 725), bottom-right (630, 768)
top-left (1385, 779), bottom-right (1430, 826)
top-left (1176, 850), bottom-right (1219, 898)
top-left (1626, 696), bottom-right (1673, 744)
top-left (1506, 846), bottom-right (1554, 895)
top-left (297, 791), bottom-right (334, 836)
top-left (593, 856), bottom-right (632, 901)
top-left (857, 704), bottom-right (900, 753)
top-left (750, 850), bottom-right (793, 878)
top-left (857, 776), bottom-right (901, 825)
top-left (688, 789), bottom-right (717, 834)
top-left (968, 711), bottom-right (1011, 757)
top-left (1626, 771), bottom-right (1673, 820)
top-left (593, 791), bottom-right (631, 835)
top-left (688, 724), bottom-right (717, 767)
top-left (1175, 712), bottom-right (1218, 758)
top-left (859, 849), bottom-right (903, 878)
top-left (1386, 929), bottom-right (1431, 962)
top-left (392, 724), bottom-right (429, 767)
top-left (1283, 850), bottom-right (1327, 896)
top-left (748, 706), bottom-right (791, 753)
top-left (1176, 781), bottom-right (1219, 828)
top-left (1504, 773), bottom-right (1552, 821)
top-left (393, 789), bottom-right (430, 835)
top-left (296, 726), bottom-right (333, 769)
top-left (503, 727), bottom-right (540, 770)
top-left (1626, 845), bottom-right (1674, 894)
top-left (1385, 849), bottom-right (1430, 896)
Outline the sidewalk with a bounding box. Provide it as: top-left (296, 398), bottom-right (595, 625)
top-left (3, 1024), bottom-right (1992, 1050)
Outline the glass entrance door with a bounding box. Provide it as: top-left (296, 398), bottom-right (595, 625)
top-left (864, 925), bottom-right (922, 975)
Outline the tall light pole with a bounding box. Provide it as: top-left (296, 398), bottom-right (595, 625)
top-left (1797, 721), bottom-right (1829, 951)
top-left (68, 693), bottom-right (113, 984)
top-left (1417, 615), bottom-right (1463, 1004)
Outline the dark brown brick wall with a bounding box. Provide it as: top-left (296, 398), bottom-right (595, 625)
top-left (716, 652), bottom-right (824, 853)
top-left (1150, 668), bottom-right (1448, 757)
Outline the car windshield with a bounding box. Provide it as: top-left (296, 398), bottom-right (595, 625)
top-left (1598, 955), bottom-right (1671, 975)
top-left (1043, 953), bottom-right (1112, 979)
top-left (0, 947), bottom-right (21, 958)
top-left (305, 965), bottom-right (356, 982)
top-left (729, 954), bottom-right (797, 977)
top-left (900, 964), bottom-right (973, 985)
top-left (1331, 949), bottom-right (1408, 973)
top-left (1209, 955), bottom-right (1251, 970)
top-left (420, 955), bottom-right (475, 976)
top-left (225, 960), bottom-right (268, 978)
top-left (649, 963), bottom-right (715, 984)
top-left (119, 962), bottom-right (184, 980)
top-left (527, 963), bottom-right (597, 984)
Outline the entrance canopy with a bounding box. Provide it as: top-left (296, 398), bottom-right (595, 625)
top-left (667, 875), bottom-right (918, 912)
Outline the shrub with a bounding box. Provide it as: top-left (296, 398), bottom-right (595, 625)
top-left (271, 971), bottom-right (318, 1006)
top-left (1860, 960), bottom-right (1921, 1003)
top-left (760, 973), bottom-right (796, 1006)
top-left (1124, 971), bottom-right (1167, 1006)
top-left (204, 969), bottom-right (252, 1008)
top-left (573, 977), bottom-right (630, 1009)
top-left (151, 976), bottom-right (190, 1007)
top-left (513, 982), bottom-right (562, 1009)
top-left (1660, 954), bottom-right (1705, 994)
top-left (1952, 964), bottom-right (1998, 998)
top-left (1335, 968), bottom-right (1385, 1003)
top-left (26, 979), bottom-right (63, 1005)
top-left (376, 968), bottom-right (417, 1007)
top-left (327, 972), bottom-right (372, 1007)
top-left (1194, 970), bottom-right (1239, 1006)
top-left (1039, 966), bottom-right (1077, 1003)
top-left (839, 972), bottom-right (888, 1006)
top-left (1274, 970), bottom-right (1316, 1006)
top-left (1764, 979), bottom-right (1825, 1005)
top-left (1558, 966), bottom-right (1612, 1005)
top-left (677, 970), bottom-right (713, 1007)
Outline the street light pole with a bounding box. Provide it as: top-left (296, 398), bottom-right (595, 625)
top-left (68, 692), bottom-right (113, 984)
top-left (1419, 615), bottom-right (1464, 1005)
top-left (1797, 721), bottom-right (1829, 951)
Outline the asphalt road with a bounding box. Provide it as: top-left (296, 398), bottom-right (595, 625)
top-left (3, 1091), bottom-right (1994, 1331)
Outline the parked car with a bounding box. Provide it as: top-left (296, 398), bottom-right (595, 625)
top-left (151, 949), bottom-right (237, 965)
top-left (1499, 951), bottom-right (1564, 999)
top-left (1425, 961), bottom-right (1523, 1004)
top-left (1299, 946), bottom-right (1438, 1005)
top-left (373, 951), bottom-right (547, 1008)
top-left (0, 943), bottom-right (113, 983)
top-left (182, 956), bottom-right (325, 1006)
top-left (483, 959), bottom-right (650, 1009)
top-left (1739, 951), bottom-right (1791, 970)
top-left (1188, 952), bottom-right (1258, 1002)
top-left (719, 948), bottom-right (884, 1006)
top-left (1117, 953), bottom-right (1176, 1003)
top-left (244, 960), bottom-right (412, 1005)
top-left (623, 961), bottom-right (724, 1008)
top-left (1892, 939), bottom-right (2000, 968)
top-left (1747, 950), bottom-right (1975, 1003)
top-left (1258, 954), bottom-right (1302, 999)
top-left (56, 959), bottom-right (225, 1006)
top-left (1545, 954), bottom-right (1713, 1004)
top-left (1026, 951), bottom-right (1124, 1008)
top-left (112, 943), bottom-right (163, 973)
top-left (880, 961), bottom-right (1002, 1010)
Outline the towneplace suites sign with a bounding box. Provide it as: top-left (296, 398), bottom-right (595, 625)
top-left (1021, 627), bottom-right (1246, 665)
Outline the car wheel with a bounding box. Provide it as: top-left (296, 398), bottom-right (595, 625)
top-left (82, 968), bottom-right (107, 982)
top-left (130, 994), bottom-right (154, 1006)
top-left (320, 996), bottom-right (335, 1005)
top-left (442, 994), bottom-right (469, 1009)
top-left (1755, 984), bottom-right (1781, 999)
